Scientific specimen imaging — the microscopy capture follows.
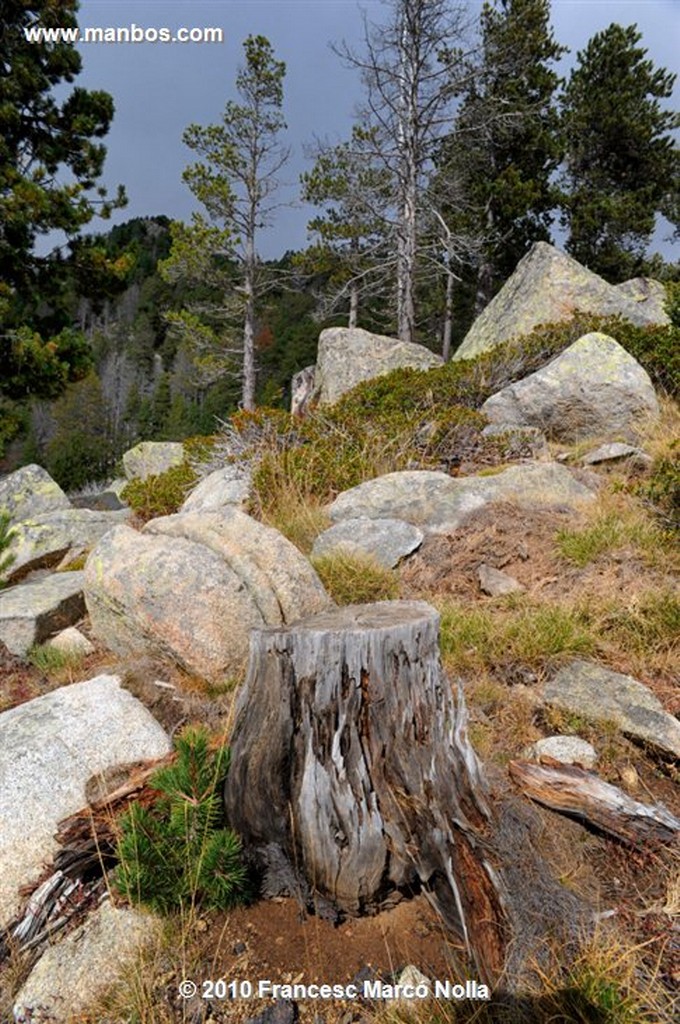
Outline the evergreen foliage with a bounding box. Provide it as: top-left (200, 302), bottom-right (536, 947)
top-left (0, 0), bottom-right (125, 330)
top-left (162, 35), bottom-right (288, 410)
top-left (440, 0), bottom-right (566, 309)
top-left (115, 727), bottom-right (248, 914)
top-left (560, 23), bottom-right (679, 281)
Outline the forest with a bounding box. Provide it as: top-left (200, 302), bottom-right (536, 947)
top-left (0, 0), bottom-right (678, 492)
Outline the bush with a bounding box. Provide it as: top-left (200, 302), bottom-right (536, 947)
top-left (637, 441), bottom-right (679, 530)
top-left (115, 727), bottom-right (248, 914)
top-left (121, 462), bottom-right (197, 522)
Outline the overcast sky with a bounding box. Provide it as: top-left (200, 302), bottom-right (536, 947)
top-left (63, 1), bottom-right (679, 259)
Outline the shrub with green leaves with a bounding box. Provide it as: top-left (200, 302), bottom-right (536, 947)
top-left (121, 462), bottom-right (197, 522)
top-left (115, 727), bottom-right (248, 914)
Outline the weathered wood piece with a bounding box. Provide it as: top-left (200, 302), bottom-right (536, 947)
top-left (509, 759), bottom-right (680, 846)
top-left (224, 601), bottom-right (508, 983)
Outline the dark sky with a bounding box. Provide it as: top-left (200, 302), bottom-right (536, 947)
top-left (62, 1), bottom-right (679, 259)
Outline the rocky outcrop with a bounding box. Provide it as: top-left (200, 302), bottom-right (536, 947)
top-left (328, 463), bottom-right (596, 534)
top-left (544, 660), bottom-right (680, 759)
top-left (180, 464), bottom-right (252, 513)
top-left (0, 675), bottom-right (171, 929)
top-left (13, 900), bottom-right (160, 1024)
top-left (84, 509), bottom-right (332, 682)
top-left (0, 572), bottom-right (86, 656)
top-left (314, 327), bottom-right (442, 406)
top-left (481, 333), bottom-right (659, 442)
top-left (311, 517), bottom-right (424, 569)
top-left (122, 440), bottom-right (185, 481)
top-left (4, 507), bottom-right (130, 582)
top-left (455, 242), bottom-right (669, 361)
top-left (0, 464), bottom-right (70, 521)
top-left (290, 364), bottom-right (317, 416)
top-left (614, 277), bottom-right (669, 323)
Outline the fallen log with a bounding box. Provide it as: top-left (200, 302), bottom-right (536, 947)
top-left (224, 601), bottom-right (509, 984)
top-left (509, 759), bottom-right (680, 847)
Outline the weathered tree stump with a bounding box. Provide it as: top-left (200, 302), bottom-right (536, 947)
top-left (224, 601), bottom-right (508, 982)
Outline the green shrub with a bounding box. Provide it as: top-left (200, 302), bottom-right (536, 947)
top-left (115, 726), bottom-right (248, 914)
top-left (121, 462), bottom-right (197, 522)
top-left (637, 441), bottom-right (679, 530)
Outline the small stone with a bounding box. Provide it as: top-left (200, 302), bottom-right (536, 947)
top-left (524, 735), bottom-right (597, 769)
top-left (396, 965), bottom-right (431, 994)
top-left (233, 941), bottom-right (247, 955)
top-left (477, 563), bottom-right (525, 597)
top-left (619, 765), bottom-right (639, 790)
top-left (46, 626), bottom-right (94, 658)
top-left (581, 442), bottom-right (646, 466)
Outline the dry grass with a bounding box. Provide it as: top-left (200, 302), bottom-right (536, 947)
top-left (311, 549), bottom-right (399, 605)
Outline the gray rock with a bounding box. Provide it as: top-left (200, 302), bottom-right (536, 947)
top-left (13, 900), bottom-right (161, 1023)
top-left (312, 517), bottom-right (423, 569)
top-left (455, 242), bottom-right (669, 361)
top-left (46, 626), bottom-right (94, 658)
top-left (122, 440), bottom-right (185, 481)
top-left (524, 735), bottom-right (597, 769)
top-left (477, 563), bottom-right (524, 597)
top-left (290, 364), bottom-right (317, 416)
top-left (181, 464), bottom-right (252, 513)
top-left (0, 572), bottom-right (86, 657)
top-left (315, 327), bottom-right (442, 406)
top-left (4, 507), bottom-right (130, 582)
top-left (396, 965), bottom-right (431, 994)
top-left (481, 333), bottom-right (659, 442)
top-left (581, 442), bottom-right (648, 466)
top-left (328, 463), bottom-right (595, 534)
top-left (614, 277), bottom-right (669, 323)
top-left (544, 659), bottom-right (680, 759)
top-left (0, 675), bottom-right (171, 928)
top-left (0, 464), bottom-right (70, 522)
top-left (84, 510), bottom-right (332, 683)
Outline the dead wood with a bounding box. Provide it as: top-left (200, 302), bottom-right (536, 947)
top-left (509, 759), bottom-right (680, 847)
top-left (224, 600), bottom-right (509, 984)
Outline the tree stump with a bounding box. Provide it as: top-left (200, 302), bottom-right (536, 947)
top-left (224, 601), bottom-right (508, 982)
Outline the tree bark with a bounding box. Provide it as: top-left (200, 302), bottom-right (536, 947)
top-left (224, 600), bottom-right (508, 984)
top-left (509, 760), bottom-right (680, 847)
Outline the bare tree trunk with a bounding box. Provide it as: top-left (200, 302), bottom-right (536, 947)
top-left (242, 214), bottom-right (257, 411)
top-left (442, 260), bottom-right (454, 361)
top-left (224, 601), bottom-right (508, 984)
top-left (348, 281), bottom-right (359, 329)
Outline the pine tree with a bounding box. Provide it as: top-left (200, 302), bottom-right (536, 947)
top-left (115, 727), bottom-right (248, 913)
top-left (299, 126), bottom-right (392, 327)
top-left (560, 23), bottom-right (679, 281)
top-left (0, 1), bottom-right (125, 326)
top-left (439, 0), bottom-right (565, 312)
top-left (161, 35), bottom-right (288, 410)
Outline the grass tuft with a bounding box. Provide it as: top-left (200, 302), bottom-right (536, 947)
top-left (311, 550), bottom-right (399, 605)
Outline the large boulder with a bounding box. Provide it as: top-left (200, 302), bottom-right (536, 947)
top-left (481, 333), bottom-right (659, 442)
top-left (455, 242), bottom-right (670, 361)
top-left (122, 440), bottom-right (185, 481)
top-left (314, 327), bottom-right (442, 406)
top-left (311, 517), bottom-right (424, 569)
top-left (13, 901), bottom-right (160, 1024)
top-left (614, 277), bottom-right (669, 323)
top-left (84, 509), bottom-right (332, 682)
top-left (3, 507), bottom-right (130, 582)
top-left (0, 464), bottom-right (70, 521)
top-left (328, 462), bottom-right (596, 534)
top-left (544, 660), bottom-right (680, 759)
top-left (0, 675), bottom-right (171, 928)
top-left (180, 464), bottom-right (252, 513)
top-left (0, 571), bottom-right (86, 657)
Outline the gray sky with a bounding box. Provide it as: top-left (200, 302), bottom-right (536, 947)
top-left (65, 1), bottom-right (679, 259)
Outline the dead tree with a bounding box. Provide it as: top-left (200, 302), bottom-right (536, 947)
top-left (224, 600), bottom-right (508, 983)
